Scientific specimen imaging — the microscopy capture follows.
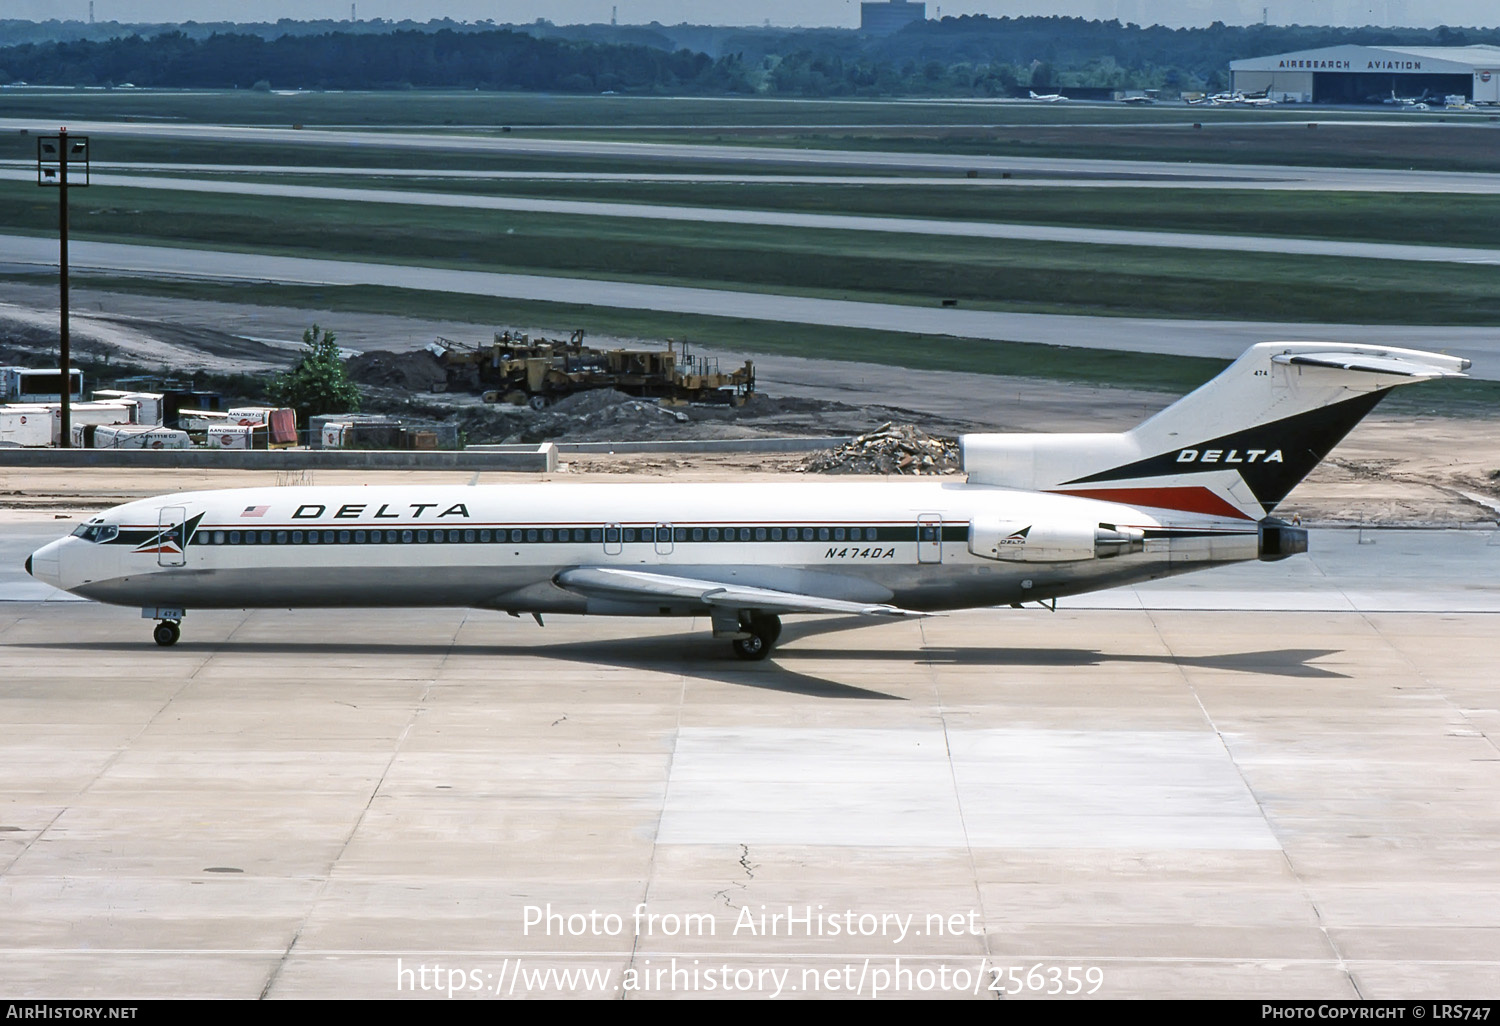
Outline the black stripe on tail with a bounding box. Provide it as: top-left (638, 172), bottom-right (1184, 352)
top-left (1064, 391), bottom-right (1386, 511)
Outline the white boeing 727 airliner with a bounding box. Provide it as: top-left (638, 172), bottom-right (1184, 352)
top-left (25, 343), bottom-right (1467, 658)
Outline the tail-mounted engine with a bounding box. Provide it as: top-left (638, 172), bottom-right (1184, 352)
top-left (1257, 517), bottom-right (1308, 561)
top-left (968, 520), bottom-right (1145, 563)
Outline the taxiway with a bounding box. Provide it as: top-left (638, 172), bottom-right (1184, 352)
top-left (3, 517), bottom-right (1498, 998)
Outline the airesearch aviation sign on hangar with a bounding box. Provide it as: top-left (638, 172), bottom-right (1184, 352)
top-left (1229, 44), bottom-right (1500, 104)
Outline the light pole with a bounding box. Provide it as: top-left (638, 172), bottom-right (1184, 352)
top-left (37, 129), bottom-right (89, 448)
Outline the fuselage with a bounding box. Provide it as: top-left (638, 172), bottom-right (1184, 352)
top-left (27, 480), bottom-right (1264, 617)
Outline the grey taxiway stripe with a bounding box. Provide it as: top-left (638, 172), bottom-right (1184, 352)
top-left (4, 117), bottom-right (1500, 193)
top-left (3, 168), bottom-right (1496, 266)
top-left (4, 234), bottom-right (1498, 380)
top-left (0, 160), bottom-right (1490, 193)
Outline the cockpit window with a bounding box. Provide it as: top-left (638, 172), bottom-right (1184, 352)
top-left (71, 523), bottom-right (118, 543)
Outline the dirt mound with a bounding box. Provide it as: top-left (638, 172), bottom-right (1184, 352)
top-left (447, 403), bottom-right (527, 445)
top-left (346, 349), bottom-right (447, 391)
top-left (511, 392), bottom-right (690, 444)
top-left (801, 422), bottom-right (961, 476)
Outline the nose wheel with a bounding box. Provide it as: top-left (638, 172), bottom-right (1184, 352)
top-left (731, 613), bottom-right (781, 661)
top-left (143, 608), bottom-right (186, 647)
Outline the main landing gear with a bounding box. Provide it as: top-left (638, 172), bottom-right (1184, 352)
top-left (143, 608), bottom-right (185, 647)
top-left (731, 613), bottom-right (781, 661)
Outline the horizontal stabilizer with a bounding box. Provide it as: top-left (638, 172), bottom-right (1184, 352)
top-left (556, 567), bottom-right (929, 618)
top-left (1271, 350), bottom-right (1469, 378)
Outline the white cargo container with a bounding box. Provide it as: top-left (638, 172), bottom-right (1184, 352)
top-left (0, 406), bottom-right (54, 447)
top-left (76, 420), bottom-right (156, 448)
top-left (1476, 68), bottom-right (1499, 104)
top-left (320, 422), bottom-right (351, 449)
top-left (93, 390), bottom-right (163, 425)
top-left (178, 409), bottom-right (230, 431)
top-left (50, 401), bottom-right (137, 445)
top-left (91, 424), bottom-right (191, 450)
top-left (207, 424), bottom-right (266, 450)
top-left (227, 406), bottom-right (275, 426)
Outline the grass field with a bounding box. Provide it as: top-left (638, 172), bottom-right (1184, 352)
top-left (3, 138), bottom-right (814, 178)
top-left (521, 119), bottom-right (1500, 173)
top-left (2, 180), bottom-right (1496, 326)
top-left (15, 270), bottom-right (1494, 415)
top-left (1, 89), bottom-right (1495, 404)
top-left (6, 89), bottom-right (1499, 172)
top-left (134, 173), bottom-right (1500, 249)
top-left (2, 88), bottom-right (1468, 129)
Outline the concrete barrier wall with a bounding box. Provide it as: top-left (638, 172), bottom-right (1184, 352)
top-left (467, 436), bottom-right (850, 455)
top-left (0, 444), bottom-right (558, 471)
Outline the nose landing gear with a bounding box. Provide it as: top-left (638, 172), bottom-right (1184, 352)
top-left (143, 607), bottom-right (185, 647)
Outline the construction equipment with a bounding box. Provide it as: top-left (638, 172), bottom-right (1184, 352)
top-left (427, 330), bottom-right (754, 408)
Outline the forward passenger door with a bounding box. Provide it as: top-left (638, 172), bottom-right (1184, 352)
top-left (157, 506), bottom-right (188, 567)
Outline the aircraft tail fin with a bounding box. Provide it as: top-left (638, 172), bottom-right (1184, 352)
top-left (961, 342), bottom-right (1468, 521)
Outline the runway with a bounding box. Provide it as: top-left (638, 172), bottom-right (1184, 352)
top-left (3, 158), bottom-right (1493, 193)
top-left (5, 234), bottom-right (1499, 381)
top-left (2, 515), bottom-right (1498, 997)
top-left (4, 168), bottom-right (1494, 266)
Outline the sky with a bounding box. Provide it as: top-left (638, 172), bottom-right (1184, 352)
top-left (6, 1), bottom-right (1495, 30)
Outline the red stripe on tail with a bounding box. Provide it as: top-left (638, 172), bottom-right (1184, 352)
top-left (1047, 486), bottom-right (1255, 521)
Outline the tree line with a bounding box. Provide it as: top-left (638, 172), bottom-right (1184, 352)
top-left (0, 17), bottom-right (1495, 97)
top-left (0, 29), bottom-right (729, 93)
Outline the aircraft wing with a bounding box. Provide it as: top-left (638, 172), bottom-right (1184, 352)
top-left (555, 567), bottom-right (930, 618)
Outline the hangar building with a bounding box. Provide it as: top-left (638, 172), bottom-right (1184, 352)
top-left (1229, 44), bottom-right (1500, 104)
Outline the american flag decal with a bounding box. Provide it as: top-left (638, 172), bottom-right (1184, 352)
top-left (241, 505), bottom-right (269, 518)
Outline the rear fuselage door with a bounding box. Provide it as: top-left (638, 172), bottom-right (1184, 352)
top-left (918, 514), bottom-right (943, 564)
top-left (655, 522), bottom-right (674, 556)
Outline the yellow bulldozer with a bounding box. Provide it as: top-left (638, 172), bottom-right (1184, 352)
top-left (428, 330), bottom-right (754, 409)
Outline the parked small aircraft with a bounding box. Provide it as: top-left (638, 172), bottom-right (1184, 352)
top-left (1385, 88), bottom-right (1430, 107)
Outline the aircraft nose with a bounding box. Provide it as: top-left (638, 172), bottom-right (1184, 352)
top-left (27, 540), bottom-right (63, 589)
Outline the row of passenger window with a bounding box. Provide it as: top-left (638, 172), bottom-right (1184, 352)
top-left (194, 525), bottom-right (892, 547)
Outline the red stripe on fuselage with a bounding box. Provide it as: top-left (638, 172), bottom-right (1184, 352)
top-left (1046, 486), bottom-right (1255, 521)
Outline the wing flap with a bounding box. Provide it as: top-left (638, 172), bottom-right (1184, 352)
top-left (555, 567), bottom-right (929, 618)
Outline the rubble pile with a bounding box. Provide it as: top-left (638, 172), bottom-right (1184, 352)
top-left (801, 422), bottom-right (961, 476)
top-left (549, 389), bottom-right (641, 416)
